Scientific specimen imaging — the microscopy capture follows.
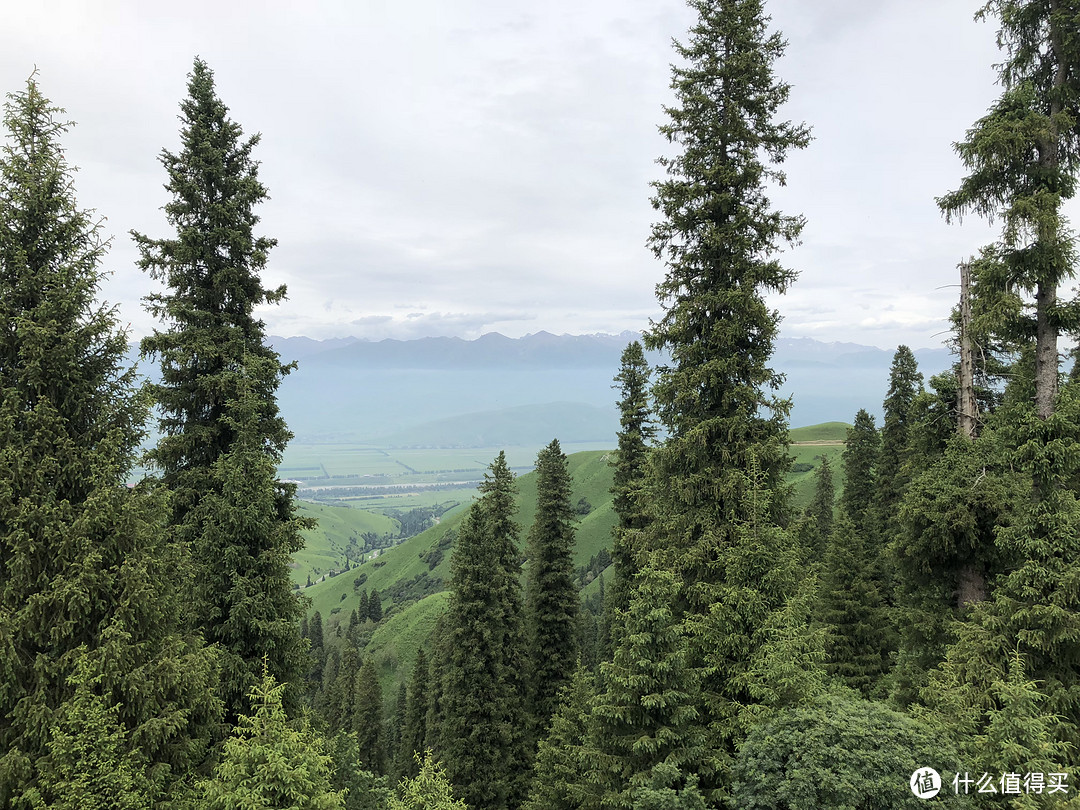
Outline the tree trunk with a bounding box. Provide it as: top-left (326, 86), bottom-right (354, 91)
top-left (957, 261), bottom-right (977, 440)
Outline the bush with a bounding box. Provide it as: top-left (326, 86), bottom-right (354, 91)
top-left (732, 692), bottom-right (964, 808)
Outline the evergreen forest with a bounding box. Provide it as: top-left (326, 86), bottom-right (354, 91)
top-left (3, 0), bottom-right (1080, 808)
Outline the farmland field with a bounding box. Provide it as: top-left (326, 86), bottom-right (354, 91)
top-left (281, 440), bottom-right (614, 511)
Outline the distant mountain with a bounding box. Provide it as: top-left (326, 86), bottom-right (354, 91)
top-left (131, 332), bottom-right (955, 445)
top-left (271, 331), bottom-right (641, 370)
top-left (370, 402), bottom-right (616, 448)
top-left (267, 332), bottom-right (954, 445)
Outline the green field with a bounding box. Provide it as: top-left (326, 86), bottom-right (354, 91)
top-left (787, 421), bottom-right (849, 508)
top-left (282, 441), bottom-right (612, 512)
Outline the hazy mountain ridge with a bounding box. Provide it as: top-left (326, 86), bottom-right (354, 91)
top-left (269, 330), bottom-right (643, 370)
top-left (267, 332), bottom-right (952, 443)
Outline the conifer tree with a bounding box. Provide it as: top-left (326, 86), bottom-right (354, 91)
top-left (839, 409), bottom-right (879, 535)
top-left (937, 0), bottom-right (1080, 421)
top-left (439, 453), bottom-right (530, 810)
top-left (200, 670), bottom-right (344, 809)
top-left (369, 588), bottom-right (383, 623)
top-left (816, 514), bottom-right (889, 696)
top-left (328, 642), bottom-right (362, 733)
top-left (391, 681), bottom-right (407, 776)
top-left (644, 0), bottom-right (809, 519)
top-left (35, 655), bottom-right (154, 810)
top-left (525, 439), bottom-right (579, 738)
top-left (891, 427), bottom-right (1022, 707)
top-left (134, 57), bottom-right (307, 722)
top-left (587, 559), bottom-right (706, 809)
top-left (732, 693), bottom-right (963, 809)
top-left (0, 76), bottom-right (220, 803)
top-left (397, 649), bottom-right (429, 780)
top-left (640, 0), bottom-right (812, 796)
top-left (801, 456), bottom-right (835, 558)
top-left (928, 389), bottom-right (1080, 767)
top-left (872, 347), bottom-right (923, 539)
top-left (354, 658), bottom-right (386, 775)
top-left (608, 341), bottom-right (655, 624)
top-left (424, 620), bottom-right (449, 761)
top-left (327, 732), bottom-right (392, 810)
top-left (390, 752), bottom-right (467, 810)
top-left (523, 669), bottom-right (595, 810)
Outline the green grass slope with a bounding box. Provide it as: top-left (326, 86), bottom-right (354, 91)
top-left (789, 421), bottom-right (851, 508)
top-left (789, 421), bottom-right (850, 443)
top-left (303, 448), bottom-right (618, 703)
top-left (292, 501), bottom-right (399, 587)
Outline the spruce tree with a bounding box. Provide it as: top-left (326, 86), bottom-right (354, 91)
top-left (35, 655), bottom-right (154, 810)
top-left (937, 0), bottom-right (1080, 421)
top-left (523, 668), bottom-right (595, 810)
top-left (328, 642), bottom-right (362, 733)
top-left (134, 57), bottom-right (307, 722)
top-left (390, 752), bottom-right (467, 810)
top-left (369, 589), bottom-right (383, 623)
top-left (608, 341), bottom-right (655, 625)
top-left (816, 514), bottom-right (889, 696)
top-left (200, 670), bottom-right (345, 809)
top-left (439, 453), bottom-right (530, 810)
top-left (0, 76), bottom-right (220, 804)
top-left (801, 455), bottom-right (835, 558)
top-left (839, 409), bottom-right (879, 535)
top-left (587, 558), bottom-right (706, 809)
top-left (641, 0), bottom-right (812, 796)
top-left (644, 0), bottom-right (809, 515)
top-left (424, 619), bottom-right (449, 761)
top-left (927, 389), bottom-right (1080, 767)
top-left (525, 439), bottom-right (579, 738)
top-left (353, 658), bottom-right (386, 775)
top-left (396, 649), bottom-right (429, 780)
top-left (872, 346), bottom-right (923, 541)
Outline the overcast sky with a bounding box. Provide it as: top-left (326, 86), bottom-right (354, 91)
top-left (2, 0), bottom-right (1065, 350)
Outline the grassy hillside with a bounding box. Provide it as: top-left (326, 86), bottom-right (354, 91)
top-left (302, 448), bottom-right (618, 706)
top-left (789, 421), bottom-right (849, 508)
top-left (292, 501), bottom-right (399, 587)
top-left (789, 421), bottom-right (849, 443)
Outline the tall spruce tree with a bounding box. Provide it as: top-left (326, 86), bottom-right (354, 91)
top-left (439, 453), bottom-right (530, 810)
top-left (523, 668), bottom-right (595, 810)
top-left (396, 649), bottom-right (429, 780)
top-left (801, 456), bottom-right (835, 559)
top-left (872, 346), bottom-right (923, 538)
top-left (525, 439), bottom-right (579, 738)
top-left (134, 58), bottom-right (307, 722)
top-left (641, 0), bottom-right (811, 797)
top-left (937, 0), bottom-right (1080, 420)
top-left (816, 514), bottom-right (889, 697)
top-left (839, 409), bottom-right (879, 535)
top-left (0, 76), bottom-right (220, 804)
top-left (608, 341), bottom-right (655, 626)
top-left (353, 658), bottom-right (386, 775)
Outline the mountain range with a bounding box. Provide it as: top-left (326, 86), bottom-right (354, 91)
top-left (266, 332), bottom-right (953, 446)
